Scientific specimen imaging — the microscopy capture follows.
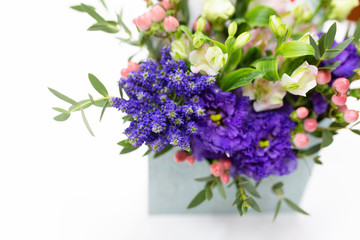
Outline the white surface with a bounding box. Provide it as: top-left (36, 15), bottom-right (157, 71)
top-left (1, 0), bottom-right (360, 239)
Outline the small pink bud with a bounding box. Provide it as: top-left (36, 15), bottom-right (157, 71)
top-left (304, 118), bottom-right (318, 133)
top-left (133, 12), bottom-right (152, 31)
top-left (150, 5), bottom-right (166, 23)
top-left (121, 68), bottom-right (130, 79)
top-left (338, 105), bottom-right (348, 113)
top-left (331, 92), bottom-right (347, 106)
top-left (220, 174), bottom-right (230, 183)
top-left (174, 150), bottom-right (188, 163)
top-left (210, 162), bottom-right (224, 177)
top-left (316, 70), bottom-right (332, 85)
top-left (344, 109), bottom-right (359, 123)
top-left (296, 107), bottom-right (309, 119)
top-left (332, 78), bottom-right (350, 93)
top-left (185, 155), bottom-right (195, 165)
top-left (160, 0), bottom-right (174, 10)
top-left (163, 16), bottom-right (179, 33)
top-left (219, 159), bottom-right (232, 170)
top-left (294, 133), bottom-right (309, 148)
top-left (127, 61), bottom-right (140, 72)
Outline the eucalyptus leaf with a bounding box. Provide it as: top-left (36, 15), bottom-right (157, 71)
top-left (99, 100), bottom-right (110, 121)
top-left (205, 187), bottom-right (213, 201)
top-left (81, 109), bottom-right (95, 136)
top-left (143, 147), bottom-right (152, 156)
top-left (48, 88), bottom-right (79, 106)
top-left (117, 139), bottom-right (133, 148)
top-left (272, 182), bottom-right (284, 193)
top-left (88, 94), bottom-right (95, 104)
top-left (88, 74), bottom-right (109, 97)
top-left (284, 198), bottom-right (309, 215)
top-left (314, 156), bottom-right (323, 165)
top-left (88, 22), bottom-right (119, 34)
top-left (323, 38), bottom-right (353, 61)
top-left (244, 6), bottom-right (277, 26)
top-left (309, 35), bottom-right (320, 60)
top-left (299, 143), bottom-right (321, 155)
top-left (52, 107), bottom-right (68, 114)
top-left (195, 176), bottom-right (215, 182)
top-left (71, 5), bottom-right (95, 12)
top-left (80, 3), bottom-right (105, 23)
top-left (117, 37), bottom-right (140, 46)
top-left (187, 190), bottom-right (206, 209)
top-left (246, 196), bottom-right (262, 213)
top-left (54, 113), bottom-right (70, 122)
top-left (153, 145), bottom-right (173, 158)
top-left (321, 130), bottom-right (333, 148)
top-left (217, 182), bottom-right (227, 200)
top-left (351, 129), bottom-right (360, 135)
top-left (273, 200), bottom-right (282, 221)
top-left (324, 23), bottom-right (336, 50)
top-left (120, 146), bottom-right (140, 154)
top-left (241, 181), bottom-right (261, 198)
top-left (220, 68), bottom-right (263, 92)
top-left (276, 41), bottom-right (315, 58)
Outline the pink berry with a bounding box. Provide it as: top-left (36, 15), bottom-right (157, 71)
top-left (316, 70), bottom-right (332, 85)
top-left (331, 92), bottom-right (347, 106)
top-left (185, 155), bottom-right (195, 165)
top-left (332, 78), bottom-right (350, 93)
top-left (174, 150), bottom-right (188, 163)
top-left (163, 16), bottom-right (179, 33)
top-left (304, 118), bottom-right (318, 133)
top-left (133, 12), bottom-right (152, 31)
top-left (160, 0), bottom-right (174, 10)
top-left (293, 133), bottom-right (309, 148)
top-left (210, 162), bottom-right (224, 177)
top-left (219, 158), bottom-right (232, 170)
top-left (150, 5), bottom-right (166, 23)
top-left (296, 107), bottom-right (309, 119)
top-left (127, 61), bottom-right (140, 72)
top-left (220, 174), bottom-right (230, 183)
top-left (344, 110), bottom-right (359, 123)
top-left (121, 68), bottom-right (130, 79)
top-left (338, 105), bottom-right (348, 113)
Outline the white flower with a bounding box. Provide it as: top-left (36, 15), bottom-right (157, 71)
top-left (243, 78), bottom-right (286, 112)
top-left (281, 61), bottom-right (318, 96)
top-left (202, 0), bottom-right (235, 31)
top-left (170, 35), bottom-right (191, 61)
top-left (189, 45), bottom-right (228, 75)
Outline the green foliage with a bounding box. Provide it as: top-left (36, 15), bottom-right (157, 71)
top-left (195, 176), bottom-right (215, 182)
top-left (88, 74), bottom-right (109, 97)
top-left (244, 6), bottom-right (277, 27)
top-left (205, 187), bottom-right (213, 201)
top-left (217, 182), bottom-right (227, 200)
top-left (273, 200), bottom-right (282, 221)
top-left (252, 59), bottom-right (280, 81)
top-left (276, 41), bottom-right (315, 58)
top-left (321, 130), bottom-right (334, 148)
top-left (88, 22), bottom-right (119, 33)
top-left (284, 198), bottom-right (309, 215)
top-left (187, 190), bottom-right (206, 209)
top-left (153, 145), bottom-right (173, 158)
top-left (220, 68), bottom-right (264, 91)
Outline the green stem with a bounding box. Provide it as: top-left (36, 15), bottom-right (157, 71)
top-left (70, 96), bottom-right (111, 113)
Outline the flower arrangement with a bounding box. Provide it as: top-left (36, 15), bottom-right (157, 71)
top-left (49, 0), bottom-right (360, 219)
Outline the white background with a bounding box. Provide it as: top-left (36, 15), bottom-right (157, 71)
top-left (1, 0), bottom-right (360, 239)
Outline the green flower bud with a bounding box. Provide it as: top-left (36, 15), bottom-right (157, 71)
top-left (228, 22), bottom-right (237, 37)
top-left (234, 32), bottom-right (251, 49)
top-left (202, 0), bottom-right (235, 31)
top-left (196, 17), bottom-right (206, 32)
top-left (193, 36), bottom-right (205, 49)
top-left (269, 15), bottom-right (286, 38)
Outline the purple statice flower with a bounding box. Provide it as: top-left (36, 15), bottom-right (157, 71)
top-left (191, 87), bottom-right (297, 181)
top-left (111, 47), bottom-right (216, 152)
top-left (311, 92), bottom-right (329, 115)
top-left (322, 41), bottom-right (360, 79)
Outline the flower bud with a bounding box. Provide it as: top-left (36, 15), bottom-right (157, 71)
top-left (133, 12), bottom-right (152, 31)
top-left (160, 0), bottom-right (174, 10)
top-left (210, 162), bottom-right (224, 177)
top-left (163, 16), bottom-right (179, 33)
top-left (331, 92), bottom-right (347, 106)
top-left (316, 70), bottom-right (332, 85)
top-left (220, 174), bottom-right (230, 183)
top-left (269, 15), bottom-right (286, 38)
top-left (228, 22), bottom-right (237, 37)
top-left (174, 150), bottom-right (188, 163)
top-left (196, 17), bottom-right (206, 32)
top-left (304, 118), bottom-right (318, 133)
top-left (150, 5), bottom-right (166, 23)
top-left (296, 107), bottom-right (309, 119)
top-left (220, 158), bottom-right (232, 170)
top-left (234, 32), bottom-right (251, 49)
top-left (294, 133), bottom-right (309, 148)
top-left (185, 155), bottom-right (195, 165)
top-left (338, 105), bottom-right (348, 113)
top-left (193, 36), bottom-right (205, 49)
top-left (344, 109), bottom-right (359, 123)
top-left (332, 78), bottom-right (350, 93)
top-left (202, 0), bottom-right (235, 31)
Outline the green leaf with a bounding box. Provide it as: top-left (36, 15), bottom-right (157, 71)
top-left (351, 129), bottom-right (360, 135)
top-left (324, 23), bottom-right (336, 50)
top-left (69, 100), bottom-right (92, 112)
top-left (117, 139), bottom-right (132, 148)
top-left (178, 25), bottom-right (193, 39)
top-left (246, 196), bottom-right (262, 213)
top-left (52, 107), bottom-right (68, 113)
top-left (205, 187), bottom-right (213, 201)
top-left (353, 20), bottom-right (360, 44)
top-left (195, 176), bottom-right (215, 182)
top-left (244, 6), bottom-right (277, 26)
top-left (237, 200), bottom-right (244, 216)
top-left (314, 156), bottom-right (323, 165)
top-left (117, 37), bottom-right (140, 46)
top-left (284, 198), bottom-right (309, 215)
top-left (242, 46), bottom-right (263, 67)
top-left (88, 22), bottom-right (119, 34)
top-left (220, 68), bottom-right (263, 92)
top-left (54, 113), bottom-right (70, 122)
top-left (321, 130), bottom-right (334, 148)
top-left (120, 146), bottom-right (140, 154)
top-left (71, 5), bottom-right (95, 12)
top-left (272, 182), bottom-right (284, 193)
top-left (99, 0), bottom-right (107, 10)
top-left (241, 181), bottom-right (261, 198)
top-left (187, 190), bottom-right (206, 209)
top-left (276, 41), bottom-right (315, 58)
top-left (88, 94), bottom-right (95, 104)
top-left (80, 3), bottom-right (105, 22)
top-left (88, 74), bottom-right (108, 97)
top-left (318, 33), bottom-right (325, 55)
top-left (323, 38), bottom-right (354, 61)
top-left (99, 100), bottom-right (110, 122)
top-left (117, 10), bottom-right (131, 35)
top-left (253, 59), bottom-right (280, 81)
top-left (93, 99), bottom-right (109, 107)
top-left (48, 88), bottom-right (79, 106)
top-left (309, 35), bottom-right (320, 60)
top-left (153, 145), bottom-right (173, 158)
top-left (80, 109), bottom-right (95, 136)
top-left (217, 182), bottom-right (227, 200)
top-left (319, 61), bottom-right (341, 71)
top-left (143, 147), bottom-right (152, 156)
top-left (299, 143), bottom-right (321, 155)
top-left (273, 200), bottom-right (282, 221)
top-left (122, 115), bottom-right (133, 123)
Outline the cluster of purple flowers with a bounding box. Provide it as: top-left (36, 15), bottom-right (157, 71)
top-left (191, 87), bottom-right (297, 181)
top-left (111, 47), bottom-right (216, 152)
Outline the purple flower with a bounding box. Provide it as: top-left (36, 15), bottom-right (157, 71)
top-left (311, 92), bottom-right (329, 115)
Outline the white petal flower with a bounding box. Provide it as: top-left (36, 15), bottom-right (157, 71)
top-left (189, 45), bottom-right (227, 75)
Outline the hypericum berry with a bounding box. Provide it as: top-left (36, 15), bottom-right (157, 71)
top-left (219, 158), bottom-right (232, 170)
top-left (331, 92), bottom-right (347, 106)
top-left (150, 5), bottom-right (166, 23)
top-left (293, 133), bottom-right (309, 148)
top-left (338, 105), bottom-right (348, 113)
top-left (174, 150), bottom-right (188, 163)
top-left (210, 162), bottom-right (224, 177)
top-left (220, 174), bottom-right (230, 183)
top-left (304, 118), bottom-right (318, 133)
top-left (163, 16), bottom-right (179, 33)
top-left (185, 155), bottom-right (195, 165)
top-left (296, 107), bottom-right (309, 119)
top-left (332, 78), bottom-right (350, 93)
top-left (160, 0), bottom-right (174, 10)
top-left (133, 12), bottom-right (152, 31)
top-left (344, 109), bottom-right (359, 123)
top-left (316, 70), bottom-right (332, 85)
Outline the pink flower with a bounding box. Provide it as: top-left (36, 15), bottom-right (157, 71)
top-left (296, 107), bottom-right (309, 119)
top-left (338, 105), bottom-right (348, 113)
top-left (331, 92), bottom-right (347, 106)
top-left (304, 118), bottom-right (318, 133)
top-left (316, 70), bottom-right (332, 85)
top-left (344, 110), bottom-right (359, 123)
top-left (150, 5), bottom-right (166, 23)
top-left (293, 133), bottom-right (309, 148)
top-left (163, 16), bottom-right (179, 33)
top-left (220, 174), bottom-right (230, 183)
top-left (332, 78), bottom-right (350, 93)
top-left (133, 12), bottom-right (152, 31)
top-left (161, 0), bottom-right (174, 10)
top-left (121, 61), bottom-right (140, 79)
top-left (174, 150), bottom-right (188, 163)
top-left (185, 155), bottom-right (195, 165)
top-left (219, 159), bottom-right (232, 170)
top-left (210, 162), bottom-right (224, 177)
top-left (243, 28), bottom-right (272, 54)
